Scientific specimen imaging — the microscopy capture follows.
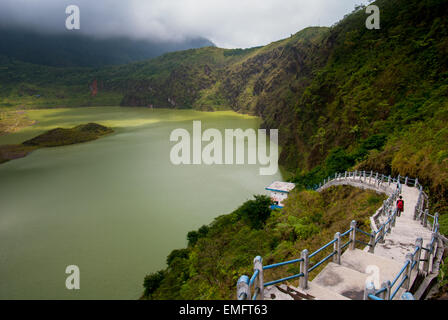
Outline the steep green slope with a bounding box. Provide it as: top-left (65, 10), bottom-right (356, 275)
top-left (0, 27), bottom-right (329, 110)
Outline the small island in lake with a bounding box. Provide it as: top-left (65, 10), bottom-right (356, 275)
top-left (0, 123), bottom-right (113, 164)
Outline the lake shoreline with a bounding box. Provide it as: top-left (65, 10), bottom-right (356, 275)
top-left (0, 122), bottom-right (113, 164)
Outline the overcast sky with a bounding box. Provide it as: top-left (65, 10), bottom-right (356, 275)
top-left (0, 0), bottom-right (369, 48)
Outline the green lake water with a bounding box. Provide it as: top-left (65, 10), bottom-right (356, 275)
top-left (0, 107), bottom-right (282, 299)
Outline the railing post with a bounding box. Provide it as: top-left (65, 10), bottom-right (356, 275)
top-left (401, 292), bottom-right (415, 300)
top-left (405, 176), bottom-right (408, 186)
top-left (423, 209), bottom-right (429, 227)
top-left (299, 249), bottom-right (309, 290)
top-left (364, 281), bottom-right (376, 300)
top-left (423, 244), bottom-right (431, 274)
top-left (414, 192), bottom-right (422, 220)
top-left (253, 256), bottom-right (264, 300)
top-left (333, 232), bottom-right (341, 264)
top-left (429, 232), bottom-right (438, 274)
top-left (368, 231), bottom-right (375, 253)
top-left (433, 213), bottom-right (439, 232)
top-left (375, 172), bottom-right (379, 185)
top-left (421, 192), bottom-right (425, 212)
top-left (392, 209), bottom-right (397, 227)
top-left (345, 171), bottom-right (347, 179)
top-left (415, 178), bottom-right (418, 187)
top-left (388, 175), bottom-right (392, 186)
top-left (380, 224), bottom-right (386, 244)
top-left (349, 220), bottom-right (356, 250)
top-left (369, 171), bottom-right (373, 184)
top-left (237, 275), bottom-right (250, 300)
top-left (387, 219), bottom-right (392, 234)
top-left (380, 281), bottom-right (391, 300)
top-left (403, 253), bottom-right (413, 290)
top-left (414, 238), bottom-right (423, 273)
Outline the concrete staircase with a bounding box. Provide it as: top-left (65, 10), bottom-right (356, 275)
top-left (264, 249), bottom-right (407, 300)
top-left (261, 181), bottom-right (436, 300)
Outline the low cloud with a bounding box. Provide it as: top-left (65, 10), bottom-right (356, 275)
top-left (0, 0), bottom-right (368, 48)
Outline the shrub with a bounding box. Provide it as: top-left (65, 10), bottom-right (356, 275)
top-left (293, 222), bottom-right (320, 240)
top-left (235, 195), bottom-right (273, 229)
top-left (143, 271), bottom-right (165, 297)
top-left (166, 249), bottom-right (189, 266)
top-left (187, 225), bottom-right (210, 246)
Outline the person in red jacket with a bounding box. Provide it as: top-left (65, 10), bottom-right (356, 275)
top-left (397, 196), bottom-right (404, 217)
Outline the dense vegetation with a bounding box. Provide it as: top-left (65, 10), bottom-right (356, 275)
top-left (0, 123), bottom-right (113, 164)
top-left (142, 187), bottom-right (386, 299)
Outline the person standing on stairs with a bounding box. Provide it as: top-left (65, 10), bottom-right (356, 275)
top-left (397, 196), bottom-right (404, 217)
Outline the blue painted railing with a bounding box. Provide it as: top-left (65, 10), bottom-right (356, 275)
top-left (237, 226), bottom-right (354, 300)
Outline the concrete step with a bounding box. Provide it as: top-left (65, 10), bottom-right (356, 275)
top-left (341, 249), bottom-right (421, 300)
top-left (342, 248), bottom-right (404, 284)
top-left (300, 282), bottom-right (350, 300)
top-left (311, 262), bottom-right (369, 300)
top-left (263, 282), bottom-right (350, 300)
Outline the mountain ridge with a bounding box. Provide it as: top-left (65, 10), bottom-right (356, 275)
top-left (0, 25), bottom-right (215, 68)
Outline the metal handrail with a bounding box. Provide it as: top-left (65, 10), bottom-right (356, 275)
top-left (368, 294), bottom-right (384, 300)
top-left (391, 276), bottom-right (408, 300)
top-left (249, 269), bottom-right (259, 286)
top-left (356, 228), bottom-right (373, 237)
top-left (341, 228), bottom-right (353, 237)
top-left (341, 240), bottom-right (351, 250)
top-left (308, 251), bottom-right (337, 273)
top-left (391, 261), bottom-right (409, 287)
top-left (240, 226), bottom-right (353, 297)
top-left (263, 258), bottom-right (303, 270)
top-left (309, 239), bottom-right (337, 258)
top-left (356, 239), bottom-right (372, 247)
top-left (264, 273), bottom-right (304, 287)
